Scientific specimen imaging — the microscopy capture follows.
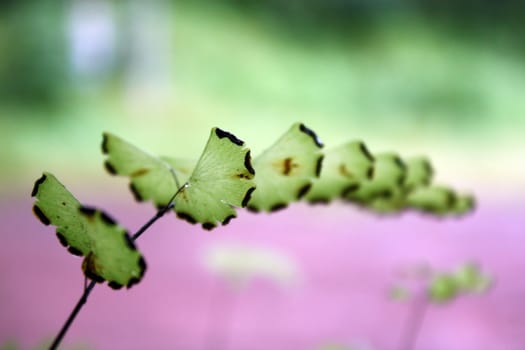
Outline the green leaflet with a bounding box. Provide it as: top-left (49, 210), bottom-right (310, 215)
top-left (428, 274), bottom-right (458, 303)
top-left (31, 172), bottom-right (146, 289)
top-left (391, 263), bottom-right (490, 306)
top-left (102, 132), bottom-right (184, 208)
top-left (427, 264), bottom-right (491, 303)
top-left (173, 128), bottom-right (255, 229)
top-left (103, 128), bottom-right (255, 230)
top-left (405, 185), bottom-right (474, 216)
top-left (305, 141), bottom-right (374, 204)
top-left (451, 194), bottom-right (476, 216)
top-left (103, 124), bottom-right (473, 219)
top-left (453, 263), bottom-right (492, 293)
top-left (247, 123), bottom-right (324, 212)
top-left (345, 153), bottom-right (407, 212)
top-left (403, 156), bottom-right (434, 191)
top-left (366, 156), bottom-right (434, 213)
top-left (337, 151), bottom-right (473, 216)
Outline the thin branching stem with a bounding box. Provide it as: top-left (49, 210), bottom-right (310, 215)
top-left (131, 202), bottom-right (174, 241)
top-left (398, 294), bottom-right (429, 350)
top-left (48, 280), bottom-right (97, 350)
top-left (48, 187), bottom-right (182, 350)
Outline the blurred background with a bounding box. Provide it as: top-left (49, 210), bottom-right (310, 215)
top-left (1, 1), bottom-right (524, 349)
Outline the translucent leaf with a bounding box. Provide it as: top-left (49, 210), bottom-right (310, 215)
top-left (368, 156), bottom-right (434, 213)
top-left (454, 263), bottom-right (492, 293)
top-left (306, 141), bottom-right (374, 203)
top-left (345, 153), bottom-right (406, 212)
top-left (403, 156), bottom-right (433, 192)
top-left (102, 132), bottom-right (182, 208)
top-left (174, 127), bottom-right (255, 229)
top-left (428, 274), bottom-right (457, 303)
top-left (31, 172), bottom-right (146, 289)
top-left (203, 243), bottom-right (298, 289)
top-left (389, 285), bottom-right (411, 302)
top-left (405, 185), bottom-right (458, 215)
top-left (103, 128), bottom-right (255, 230)
top-left (247, 123), bottom-right (324, 212)
top-left (451, 194), bottom-right (476, 216)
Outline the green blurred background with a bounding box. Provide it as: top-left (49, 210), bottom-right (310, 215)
top-left (0, 0), bottom-right (524, 194)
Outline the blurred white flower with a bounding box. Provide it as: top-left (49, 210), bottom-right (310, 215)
top-left (203, 242), bottom-right (300, 289)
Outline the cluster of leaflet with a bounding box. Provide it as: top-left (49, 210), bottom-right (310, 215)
top-left (31, 123), bottom-right (474, 289)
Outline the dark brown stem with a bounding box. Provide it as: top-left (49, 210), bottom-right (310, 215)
top-left (48, 280), bottom-right (97, 350)
top-left (398, 294), bottom-right (429, 350)
top-left (48, 195), bottom-right (178, 350)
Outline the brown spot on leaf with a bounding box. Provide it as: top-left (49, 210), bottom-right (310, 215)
top-left (68, 246), bottom-right (83, 256)
top-left (202, 222), bottom-right (216, 230)
top-left (222, 215), bottom-right (236, 225)
top-left (366, 165), bottom-right (375, 179)
top-left (299, 123), bottom-right (323, 148)
top-left (297, 183), bottom-right (312, 199)
top-left (341, 184), bottom-right (360, 197)
top-left (101, 133), bottom-right (109, 154)
top-left (246, 205), bottom-right (260, 213)
top-left (244, 151), bottom-right (255, 175)
top-left (83, 254), bottom-right (104, 283)
top-left (56, 232), bottom-right (69, 247)
top-left (177, 212), bottom-right (197, 224)
top-left (79, 206), bottom-right (97, 218)
top-left (359, 142), bottom-right (374, 162)
top-left (100, 211), bottom-right (117, 226)
top-left (129, 183), bottom-right (143, 202)
top-left (31, 174), bottom-right (47, 197)
top-left (215, 128), bottom-right (244, 146)
top-left (394, 156), bottom-right (406, 171)
top-left (33, 205), bottom-right (50, 225)
top-left (270, 203), bottom-right (288, 212)
top-left (242, 187), bottom-right (256, 207)
top-left (131, 168), bottom-right (150, 177)
top-left (315, 155), bottom-right (324, 177)
top-left (282, 157), bottom-right (299, 176)
top-left (308, 197), bottom-right (330, 205)
top-left (127, 277), bottom-right (140, 289)
top-left (138, 256), bottom-right (147, 273)
top-left (108, 281), bottom-right (123, 290)
top-left (339, 164), bottom-right (355, 178)
top-left (126, 257), bottom-right (147, 288)
top-left (104, 161), bottom-right (117, 175)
